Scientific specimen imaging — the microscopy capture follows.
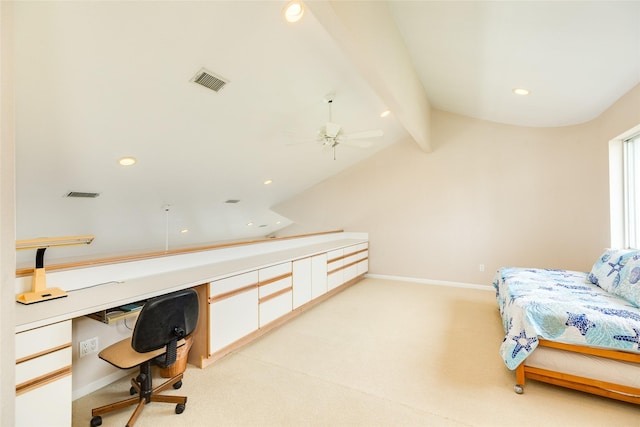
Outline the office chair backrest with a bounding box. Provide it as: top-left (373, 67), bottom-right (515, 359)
top-left (131, 288), bottom-right (199, 355)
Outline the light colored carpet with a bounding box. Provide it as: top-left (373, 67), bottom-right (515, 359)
top-left (73, 278), bottom-right (639, 426)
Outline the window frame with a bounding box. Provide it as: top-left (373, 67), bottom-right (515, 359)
top-left (610, 124), bottom-right (640, 248)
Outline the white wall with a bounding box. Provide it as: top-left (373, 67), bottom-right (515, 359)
top-left (0, 1), bottom-right (16, 424)
top-left (72, 316), bottom-right (138, 400)
top-left (274, 84), bottom-right (640, 285)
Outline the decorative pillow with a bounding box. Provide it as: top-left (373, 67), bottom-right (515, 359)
top-left (588, 248), bottom-right (640, 292)
top-left (610, 253), bottom-right (640, 308)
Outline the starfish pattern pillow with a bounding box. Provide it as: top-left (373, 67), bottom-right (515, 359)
top-left (588, 248), bottom-right (640, 292)
top-left (609, 253), bottom-right (640, 308)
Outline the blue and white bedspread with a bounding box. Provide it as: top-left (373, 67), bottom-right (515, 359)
top-left (494, 267), bottom-right (640, 370)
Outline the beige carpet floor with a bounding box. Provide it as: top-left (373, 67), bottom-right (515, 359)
top-left (73, 278), bottom-right (639, 426)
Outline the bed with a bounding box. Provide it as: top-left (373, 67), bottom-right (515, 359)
top-left (494, 253), bottom-right (640, 404)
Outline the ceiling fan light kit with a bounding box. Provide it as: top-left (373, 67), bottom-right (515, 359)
top-left (324, 122), bottom-right (342, 139)
top-left (313, 94), bottom-right (384, 160)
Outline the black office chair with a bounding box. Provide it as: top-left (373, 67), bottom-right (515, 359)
top-left (90, 288), bottom-right (199, 427)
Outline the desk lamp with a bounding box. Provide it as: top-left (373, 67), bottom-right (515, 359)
top-left (15, 235), bottom-right (94, 304)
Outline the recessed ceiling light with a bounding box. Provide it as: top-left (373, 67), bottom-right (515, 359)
top-left (380, 109), bottom-right (391, 118)
top-left (118, 157), bottom-right (136, 166)
top-left (263, 179), bottom-right (273, 185)
top-left (283, 1), bottom-right (304, 23)
top-left (512, 88), bottom-right (530, 96)
top-left (180, 229), bottom-right (189, 234)
top-left (247, 221), bottom-right (254, 226)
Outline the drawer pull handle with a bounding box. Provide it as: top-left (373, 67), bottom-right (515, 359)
top-left (259, 287), bottom-right (292, 304)
top-left (16, 365), bottom-right (71, 396)
top-left (209, 283), bottom-right (259, 304)
top-left (16, 342), bottom-right (72, 365)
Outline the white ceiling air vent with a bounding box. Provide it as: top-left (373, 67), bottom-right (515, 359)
top-left (66, 191), bottom-right (100, 198)
top-left (191, 68), bottom-right (228, 93)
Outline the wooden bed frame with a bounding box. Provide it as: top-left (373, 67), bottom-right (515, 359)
top-left (515, 338), bottom-right (640, 404)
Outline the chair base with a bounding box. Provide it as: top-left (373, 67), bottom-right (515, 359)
top-left (91, 371), bottom-right (186, 427)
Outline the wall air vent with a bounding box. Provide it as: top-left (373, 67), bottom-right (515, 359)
top-left (191, 68), bottom-right (228, 93)
top-left (225, 199), bottom-right (240, 204)
top-left (66, 191), bottom-right (100, 198)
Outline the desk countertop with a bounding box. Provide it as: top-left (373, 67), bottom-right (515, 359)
top-left (15, 238), bottom-right (367, 333)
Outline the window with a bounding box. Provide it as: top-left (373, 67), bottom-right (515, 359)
top-left (624, 132), bottom-right (640, 247)
top-left (613, 126), bottom-right (640, 248)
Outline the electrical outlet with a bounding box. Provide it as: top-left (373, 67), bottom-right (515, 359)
top-left (79, 337), bottom-right (99, 358)
top-left (479, 264), bottom-right (485, 272)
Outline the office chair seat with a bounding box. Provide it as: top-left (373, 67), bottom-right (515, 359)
top-left (90, 288), bottom-right (199, 427)
top-left (98, 337), bottom-right (187, 370)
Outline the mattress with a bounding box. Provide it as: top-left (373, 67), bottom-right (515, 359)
top-left (525, 345), bottom-right (640, 390)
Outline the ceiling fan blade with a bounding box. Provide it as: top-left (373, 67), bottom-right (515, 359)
top-left (286, 138), bottom-right (316, 146)
top-left (342, 129), bottom-right (383, 140)
top-left (341, 139), bottom-right (374, 149)
top-left (284, 132), bottom-right (315, 146)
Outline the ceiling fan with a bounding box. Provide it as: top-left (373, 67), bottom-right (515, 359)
top-left (315, 94), bottom-right (384, 160)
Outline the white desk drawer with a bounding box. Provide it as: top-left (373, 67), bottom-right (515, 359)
top-left (259, 262), bottom-right (291, 281)
top-left (344, 252), bottom-right (361, 265)
top-left (209, 271), bottom-right (259, 298)
top-left (16, 346), bottom-right (72, 385)
top-left (259, 275), bottom-right (292, 298)
top-left (259, 290), bottom-right (292, 327)
top-left (358, 259), bottom-right (369, 275)
top-left (16, 320), bottom-right (71, 361)
top-left (327, 248), bottom-right (344, 263)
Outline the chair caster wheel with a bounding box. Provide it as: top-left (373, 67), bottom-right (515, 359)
top-left (514, 384), bottom-right (524, 394)
top-left (90, 415), bottom-right (102, 426)
top-left (173, 380), bottom-right (182, 389)
top-left (176, 403), bottom-right (186, 414)
top-left (130, 386), bottom-right (137, 395)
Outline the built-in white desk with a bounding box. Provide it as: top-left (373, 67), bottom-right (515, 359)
top-left (14, 235), bottom-right (369, 427)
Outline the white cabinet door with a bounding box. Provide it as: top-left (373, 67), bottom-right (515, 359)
top-left (209, 271), bottom-right (259, 354)
top-left (16, 375), bottom-right (72, 427)
top-left (293, 258), bottom-right (312, 309)
top-left (311, 253), bottom-right (328, 299)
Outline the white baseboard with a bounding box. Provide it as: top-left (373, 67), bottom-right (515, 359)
top-left (364, 273), bottom-right (493, 291)
top-left (72, 369), bottom-right (134, 401)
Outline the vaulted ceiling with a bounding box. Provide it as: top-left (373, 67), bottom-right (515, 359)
top-left (13, 1), bottom-right (640, 263)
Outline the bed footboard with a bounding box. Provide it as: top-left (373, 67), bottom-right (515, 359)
top-left (514, 339), bottom-right (640, 405)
